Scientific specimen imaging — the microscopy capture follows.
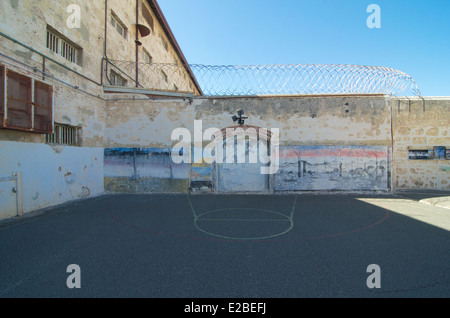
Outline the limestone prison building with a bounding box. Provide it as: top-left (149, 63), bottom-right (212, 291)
top-left (0, 0), bottom-right (449, 220)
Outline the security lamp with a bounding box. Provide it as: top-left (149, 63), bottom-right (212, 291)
top-left (231, 109), bottom-right (248, 125)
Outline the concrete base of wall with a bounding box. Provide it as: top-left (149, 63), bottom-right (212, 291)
top-left (0, 141), bottom-right (104, 220)
top-left (104, 177), bottom-right (189, 193)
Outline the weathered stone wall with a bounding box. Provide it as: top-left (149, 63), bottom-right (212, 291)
top-left (1, 1), bottom-right (448, 220)
top-left (103, 94), bottom-right (394, 193)
top-left (0, 61), bottom-right (105, 218)
top-left (0, 0), bottom-right (107, 218)
top-left (104, 97), bottom-right (194, 148)
top-left (391, 97), bottom-right (450, 190)
top-left (0, 0), bottom-right (198, 146)
top-left (0, 62), bottom-right (106, 147)
top-left (0, 0), bottom-right (106, 145)
top-left (107, 0), bottom-right (181, 65)
top-left (0, 0), bottom-right (201, 219)
top-left (105, 95), bottom-right (392, 147)
top-left (0, 0), bottom-right (105, 87)
top-left (106, 0), bottom-right (199, 93)
top-left (193, 95), bottom-right (392, 146)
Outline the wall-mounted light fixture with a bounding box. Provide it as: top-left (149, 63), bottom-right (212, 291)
top-left (231, 109), bottom-right (248, 125)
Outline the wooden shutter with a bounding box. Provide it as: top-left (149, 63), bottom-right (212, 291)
top-left (6, 70), bottom-right (32, 130)
top-left (34, 80), bottom-right (53, 133)
top-left (0, 65), bottom-right (4, 127)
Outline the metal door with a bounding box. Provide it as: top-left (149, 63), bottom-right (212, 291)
top-left (216, 137), bottom-right (269, 192)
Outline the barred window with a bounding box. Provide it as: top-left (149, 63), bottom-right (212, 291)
top-left (46, 27), bottom-right (81, 65)
top-left (60, 39), bottom-right (77, 64)
top-left (46, 123), bottom-right (79, 146)
top-left (111, 12), bottom-right (128, 39)
top-left (110, 70), bottom-right (127, 86)
top-left (47, 30), bottom-right (59, 54)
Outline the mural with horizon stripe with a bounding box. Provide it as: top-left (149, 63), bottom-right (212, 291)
top-left (275, 145), bottom-right (390, 191)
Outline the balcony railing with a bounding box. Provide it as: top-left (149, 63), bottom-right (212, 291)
top-left (104, 59), bottom-right (199, 96)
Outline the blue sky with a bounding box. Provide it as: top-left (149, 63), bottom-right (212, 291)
top-left (157, 0), bottom-right (450, 96)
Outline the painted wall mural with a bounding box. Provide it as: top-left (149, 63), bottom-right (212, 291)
top-left (275, 145), bottom-right (390, 191)
top-left (104, 145), bottom-right (390, 193)
top-left (104, 148), bottom-right (190, 193)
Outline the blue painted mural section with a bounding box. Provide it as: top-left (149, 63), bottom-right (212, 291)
top-left (275, 145), bottom-right (390, 191)
top-left (104, 145), bottom-right (390, 192)
top-left (104, 148), bottom-right (190, 180)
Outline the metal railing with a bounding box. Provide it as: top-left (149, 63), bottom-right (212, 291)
top-left (104, 59), bottom-right (198, 95)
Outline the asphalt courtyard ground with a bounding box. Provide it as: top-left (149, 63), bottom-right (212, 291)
top-left (0, 190), bottom-right (449, 298)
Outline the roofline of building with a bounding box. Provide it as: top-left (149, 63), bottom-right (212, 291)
top-left (146, 0), bottom-right (203, 95)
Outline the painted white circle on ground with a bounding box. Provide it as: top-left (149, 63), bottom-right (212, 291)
top-left (194, 208), bottom-right (293, 240)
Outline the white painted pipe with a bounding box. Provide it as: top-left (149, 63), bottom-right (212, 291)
top-left (16, 171), bottom-right (23, 216)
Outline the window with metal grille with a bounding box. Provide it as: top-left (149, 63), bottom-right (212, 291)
top-left (46, 123), bottom-right (79, 146)
top-left (46, 27), bottom-right (81, 65)
top-left (47, 30), bottom-right (59, 54)
top-left (60, 40), bottom-right (77, 64)
top-left (111, 12), bottom-right (128, 39)
top-left (0, 68), bottom-right (53, 133)
top-left (110, 70), bottom-right (127, 86)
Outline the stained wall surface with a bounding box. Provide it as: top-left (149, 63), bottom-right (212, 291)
top-left (0, 0), bottom-right (198, 220)
top-left (103, 95), bottom-right (395, 193)
top-left (391, 97), bottom-right (450, 190)
top-left (0, 140), bottom-right (103, 219)
top-left (0, 0), bottom-right (448, 221)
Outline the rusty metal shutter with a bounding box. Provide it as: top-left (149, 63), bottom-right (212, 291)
top-left (0, 65), bottom-right (4, 127)
top-left (33, 80), bottom-right (53, 133)
top-left (6, 70), bottom-right (32, 130)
